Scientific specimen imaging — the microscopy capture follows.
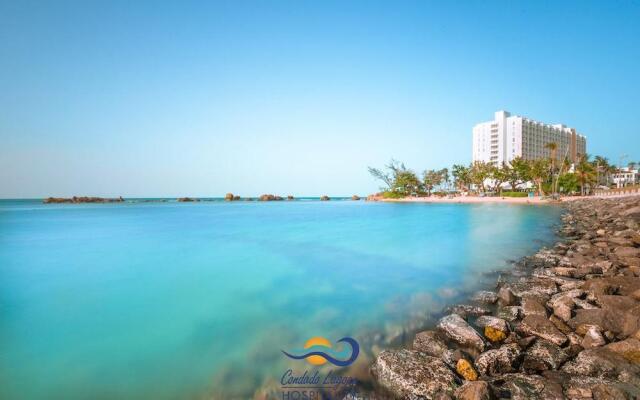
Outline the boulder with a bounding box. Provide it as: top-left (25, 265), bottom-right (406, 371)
top-left (488, 373), bottom-right (564, 399)
top-left (521, 297), bottom-right (548, 317)
top-left (454, 381), bottom-right (491, 400)
top-left (522, 339), bottom-right (568, 372)
top-left (561, 348), bottom-right (640, 386)
top-left (224, 193), bottom-right (234, 201)
top-left (413, 330), bottom-right (448, 357)
top-left (446, 304), bottom-right (492, 319)
top-left (351, 195), bottom-right (360, 201)
top-left (437, 314), bottom-right (486, 353)
top-left (497, 306), bottom-right (521, 322)
top-left (370, 349), bottom-right (457, 399)
top-left (474, 343), bottom-right (521, 376)
top-left (471, 291), bottom-right (498, 304)
top-left (604, 337), bottom-right (640, 364)
top-left (497, 287), bottom-right (517, 306)
top-left (320, 195), bottom-right (330, 201)
top-left (518, 315), bottom-right (567, 346)
top-left (582, 325), bottom-right (606, 348)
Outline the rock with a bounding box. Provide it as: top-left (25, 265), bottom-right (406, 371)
top-left (454, 381), bottom-right (491, 400)
top-left (456, 358), bottom-right (478, 381)
top-left (497, 287), bottom-right (517, 306)
top-left (258, 194), bottom-right (284, 201)
top-left (604, 337), bottom-right (640, 363)
top-left (497, 306), bottom-right (521, 322)
top-left (351, 195), bottom-right (360, 201)
top-left (471, 291), bottom-right (498, 304)
top-left (615, 247), bottom-right (640, 258)
top-left (413, 330), bottom-right (448, 357)
top-left (177, 197), bottom-right (198, 202)
top-left (446, 304), bottom-right (492, 319)
top-left (549, 315), bottom-right (572, 335)
top-left (224, 193), bottom-right (234, 201)
top-left (522, 339), bottom-right (568, 371)
top-left (320, 195), bottom-right (330, 201)
top-left (441, 349), bottom-right (472, 369)
top-left (582, 325), bottom-right (607, 348)
top-left (475, 316), bottom-right (508, 333)
top-left (505, 279), bottom-right (558, 299)
top-left (287, 195), bottom-right (294, 200)
top-left (437, 314), bottom-right (485, 353)
top-left (521, 297), bottom-right (548, 317)
top-left (561, 348), bottom-right (640, 386)
top-left (474, 343), bottom-right (521, 376)
top-left (518, 315), bottom-right (567, 346)
top-left (370, 349), bottom-right (457, 399)
top-left (488, 373), bottom-right (564, 399)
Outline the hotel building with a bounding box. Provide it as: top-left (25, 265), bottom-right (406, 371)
top-left (472, 111), bottom-right (586, 165)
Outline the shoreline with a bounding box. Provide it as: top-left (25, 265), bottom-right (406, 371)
top-left (374, 192), bottom-right (640, 205)
top-left (368, 193), bottom-right (640, 399)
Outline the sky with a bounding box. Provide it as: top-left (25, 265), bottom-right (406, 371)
top-left (1, 0), bottom-right (639, 198)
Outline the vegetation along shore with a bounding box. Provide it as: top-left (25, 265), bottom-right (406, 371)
top-left (369, 194), bottom-right (640, 399)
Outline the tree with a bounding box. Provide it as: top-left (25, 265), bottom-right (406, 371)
top-left (557, 173), bottom-right (579, 194)
top-left (507, 157), bottom-right (530, 190)
top-left (575, 154), bottom-right (596, 196)
top-left (592, 155), bottom-right (610, 186)
top-left (452, 164), bottom-right (471, 192)
top-left (629, 161), bottom-right (638, 171)
top-left (470, 161), bottom-right (491, 193)
top-left (423, 169), bottom-right (443, 196)
top-left (488, 163), bottom-right (509, 194)
top-left (394, 170), bottom-right (421, 195)
top-left (529, 159), bottom-right (550, 196)
top-left (368, 159), bottom-right (407, 192)
top-left (440, 168), bottom-right (450, 192)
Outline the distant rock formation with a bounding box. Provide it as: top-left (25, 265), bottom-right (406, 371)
top-left (177, 197), bottom-right (199, 202)
top-left (287, 195), bottom-right (295, 200)
top-left (351, 195), bottom-right (361, 201)
top-left (225, 193), bottom-right (234, 201)
top-left (259, 194), bottom-right (284, 201)
top-left (320, 195), bottom-right (330, 201)
top-left (43, 196), bottom-right (124, 204)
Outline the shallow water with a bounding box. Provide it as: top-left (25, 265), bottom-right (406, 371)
top-left (0, 199), bottom-right (560, 399)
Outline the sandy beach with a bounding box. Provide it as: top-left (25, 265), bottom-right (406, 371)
top-left (376, 191), bottom-right (640, 205)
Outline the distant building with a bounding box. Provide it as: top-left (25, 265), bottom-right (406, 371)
top-left (612, 167), bottom-right (639, 188)
top-left (473, 111), bottom-right (586, 165)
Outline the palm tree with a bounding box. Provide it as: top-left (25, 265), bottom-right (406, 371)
top-left (592, 155), bottom-right (610, 186)
top-left (575, 154), bottom-right (596, 196)
top-left (544, 142), bottom-right (558, 194)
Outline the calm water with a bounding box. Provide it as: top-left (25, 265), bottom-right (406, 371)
top-left (0, 200), bottom-right (561, 399)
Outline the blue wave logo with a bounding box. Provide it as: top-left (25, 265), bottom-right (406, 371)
top-left (282, 336), bottom-right (359, 366)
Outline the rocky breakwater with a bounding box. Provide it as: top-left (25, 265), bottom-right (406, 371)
top-left (43, 196), bottom-right (124, 204)
top-left (371, 195), bottom-right (640, 399)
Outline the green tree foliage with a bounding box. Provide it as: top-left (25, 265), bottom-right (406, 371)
top-left (452, 164), bottom-right (471, 191)
top-left (470, 161), bottom-right (491, 192)
top-left (575, 154), bottom-right (596, 196)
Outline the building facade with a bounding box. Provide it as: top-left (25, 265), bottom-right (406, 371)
top-left (472, 111), bottom-right (586, 165)
top-left (612, 167), bottom-right (639, 188)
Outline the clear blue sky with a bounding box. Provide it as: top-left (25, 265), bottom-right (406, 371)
top-left (1, 0), bottom-right (639, 198)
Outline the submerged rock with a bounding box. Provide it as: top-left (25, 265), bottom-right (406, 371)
top-left (370, 349), bottom-right (457, 399)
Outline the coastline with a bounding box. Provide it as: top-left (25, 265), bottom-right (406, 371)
top-left (368, 194), bottom-right (640, 399)
top-left (374, 191), bottom-right (640, 205)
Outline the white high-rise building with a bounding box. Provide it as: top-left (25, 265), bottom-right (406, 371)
top-left (472, 111), bottom-right (586, 165)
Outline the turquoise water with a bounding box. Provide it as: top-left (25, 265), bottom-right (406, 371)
top-left (0, 200), bottom-right (560, 399)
